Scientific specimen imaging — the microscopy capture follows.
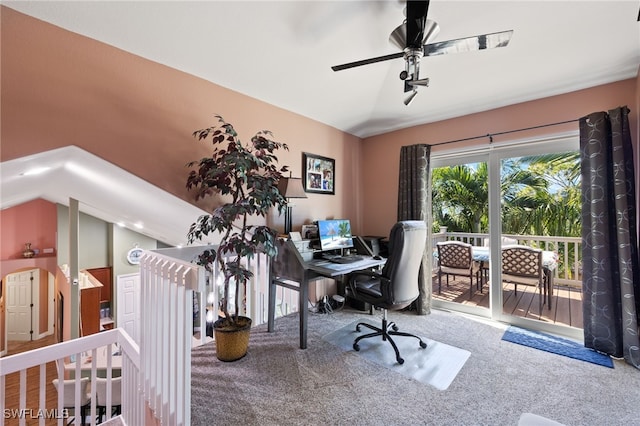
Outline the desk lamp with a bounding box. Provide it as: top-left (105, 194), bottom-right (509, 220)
top-left (277, 172), bottom-right (307, 235)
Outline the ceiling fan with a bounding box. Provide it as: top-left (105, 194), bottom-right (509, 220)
top-left (331, 0), bottom-right (514, 105)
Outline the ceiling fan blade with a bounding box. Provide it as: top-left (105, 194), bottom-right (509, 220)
top-left (406, 1), bottom-right (430, 49)
top-left (331, 52), bottom-right (404, 72)
top-left (424, 30), bottom-right (514, 56)
top-left (407, 78), bottom-right (430, 87)
top-left (404, 90), bottom-right (419, 106)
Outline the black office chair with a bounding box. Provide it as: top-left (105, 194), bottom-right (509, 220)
top-left (346, 220), bottom-right (428, 364)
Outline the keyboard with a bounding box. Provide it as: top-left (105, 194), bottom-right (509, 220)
top-left (324, 255), bottom-right (364, 264)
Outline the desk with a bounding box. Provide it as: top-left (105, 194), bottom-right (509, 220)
top-left (268, 239), bottom-right (385, 349)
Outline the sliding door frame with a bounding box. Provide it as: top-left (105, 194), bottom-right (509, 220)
top-left (432, 131), bottom-right (582, 339)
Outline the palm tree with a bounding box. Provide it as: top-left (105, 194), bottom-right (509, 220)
top-left (432, 160), bottom-right (550, 234)
top-left (500, 157), bottom-right (552, 235)
top-left (432, 164), bottom-right (488, 233)
top-left (523, 152), bottom-right (581, 237)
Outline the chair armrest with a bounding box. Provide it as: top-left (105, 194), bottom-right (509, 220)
top-left (349, 269), bottom-right (384, 280)
top-left (347, 270), bottom-right (391, 298)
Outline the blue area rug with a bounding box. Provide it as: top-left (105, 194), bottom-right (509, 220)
top-left (502, 326), bottom-right (613, 368)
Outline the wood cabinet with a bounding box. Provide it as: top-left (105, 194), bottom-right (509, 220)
top-left (86, 266), bottom-right (112, 304)
top-left (80, 284), bottom-right (101, 336)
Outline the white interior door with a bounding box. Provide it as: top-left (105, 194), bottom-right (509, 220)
top-left (117, 273), bottom-right (140, 344)
top-left (6, 270), bottom-right (38, 341)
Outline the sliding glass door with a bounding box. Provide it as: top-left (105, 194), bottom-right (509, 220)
top-left (492, 141), bottom-right (581, 338)
top-left (432, 135), bottom-right (581, 338)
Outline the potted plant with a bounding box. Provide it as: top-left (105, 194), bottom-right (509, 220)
top-left (186, 115), bottom-right (289, 361)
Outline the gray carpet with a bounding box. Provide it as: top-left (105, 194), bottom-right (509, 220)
top-left (191, 307), bottom-right (640, 426)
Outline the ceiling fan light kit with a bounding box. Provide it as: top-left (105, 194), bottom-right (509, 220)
top-left (331, 0), bottom-right (513, 105)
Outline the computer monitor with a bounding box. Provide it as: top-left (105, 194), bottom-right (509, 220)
top-left (317, 219), bottom-right (354, 251)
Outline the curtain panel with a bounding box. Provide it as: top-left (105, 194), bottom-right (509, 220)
top-left (398, 144), bottom-right (432, 315)
top-left (580, 106), bottom-right (640, 369)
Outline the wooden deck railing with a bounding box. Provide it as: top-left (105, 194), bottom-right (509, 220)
top-left (432, 231), bottom-right (582, 287)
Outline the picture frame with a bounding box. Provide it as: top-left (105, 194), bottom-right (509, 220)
top-left (303, 152), bottom-right (335, 194)
top-left (301, 224), bottom-right (318, 240)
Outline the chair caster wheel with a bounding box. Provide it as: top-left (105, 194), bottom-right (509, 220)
top-left (353, 343), bottom-right (360, 351)
top-left (391, 324), bottom-right (399, 332)
top-left (397, 357), bottom-right (404, 365)
top-left (356, 325), bottom-right (361, 332)
top-left (420, 341), bottom-right (427, 349)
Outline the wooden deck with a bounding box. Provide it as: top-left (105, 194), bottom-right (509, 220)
top-left (432, 275), bottom-right (583, 329)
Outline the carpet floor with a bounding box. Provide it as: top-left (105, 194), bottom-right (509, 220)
top-left (191, 307), bottom-right (640, 426)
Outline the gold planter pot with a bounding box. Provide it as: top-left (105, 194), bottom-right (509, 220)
top-left (213, 316), bottom-right (252, 362)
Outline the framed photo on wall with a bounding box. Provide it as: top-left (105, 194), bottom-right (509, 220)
top-left (303, 152), bottom-right (335, 195)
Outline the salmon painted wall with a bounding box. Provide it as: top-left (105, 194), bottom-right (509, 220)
top-left (361, 79), bottom-right (639, 237)
top-left (0, 7), bottom-right (364, 235)
top-left (0, 199), bottom-right (57, 260)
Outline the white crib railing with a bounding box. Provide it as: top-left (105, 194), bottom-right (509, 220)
top-left (0, 328), bottom-right (141, 426)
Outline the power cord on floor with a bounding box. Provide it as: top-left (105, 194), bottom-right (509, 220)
top-left (318, 295), bottom-right (333, 314)
top-left (317, 295), bottom-right (345, 314)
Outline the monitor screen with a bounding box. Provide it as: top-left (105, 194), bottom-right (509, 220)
top-left (318, 219), bottom-right (354, 251)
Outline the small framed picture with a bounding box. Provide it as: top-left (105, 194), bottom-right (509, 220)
top-left (303, 153), bottom-right (335, 195)
top-left (301, 224), bottom-right (318, 240)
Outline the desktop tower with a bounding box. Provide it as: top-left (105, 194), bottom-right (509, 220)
top-left (353, 236), bottom-right (382, 256)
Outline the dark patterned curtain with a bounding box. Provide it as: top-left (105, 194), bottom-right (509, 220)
top-left (580, 106), bottom-right (640, 369)
top-left (398, 144), bottom-right (431, 315)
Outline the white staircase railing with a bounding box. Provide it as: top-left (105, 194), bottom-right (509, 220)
top-left (0, 328), bottom-right (142, 426)
top-left (1, 246), bottom-right (302, 426)
top-left (138, 246), bottom-right (299, 426)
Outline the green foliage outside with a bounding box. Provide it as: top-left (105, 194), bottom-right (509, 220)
top-left (431, 152), bottom-right (581, 239)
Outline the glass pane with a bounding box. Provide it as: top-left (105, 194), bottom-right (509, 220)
top-left (431, 161), bottom-right (490, 311)
top-left (499, 151), bottom-right (582, 328)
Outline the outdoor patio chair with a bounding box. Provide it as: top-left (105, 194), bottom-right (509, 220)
top-left (436, 241), bottom-right (481, 298)
top-left (501, 245), bottom-right (545, 311)
top-left (481, 236), bottom-right (519, 281)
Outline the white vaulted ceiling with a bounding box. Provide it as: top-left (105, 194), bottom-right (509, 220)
top-left (5, 1), bottom-right (638, 138)
top-left (1, 147), bottom-right (208, 247)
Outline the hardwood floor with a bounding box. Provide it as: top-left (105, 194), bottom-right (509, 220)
top-left (432, 275), bottom-right (583, 329)
top-left (3, 335), bottom-right (60, 426)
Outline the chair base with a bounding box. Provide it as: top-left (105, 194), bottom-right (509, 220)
top-left (353, 310), bottom-right (427, 364)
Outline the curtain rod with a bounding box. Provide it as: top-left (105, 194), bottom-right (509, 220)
top-left (429, 118), bottom-right (580, 147)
